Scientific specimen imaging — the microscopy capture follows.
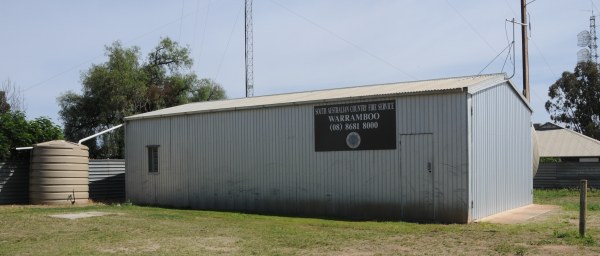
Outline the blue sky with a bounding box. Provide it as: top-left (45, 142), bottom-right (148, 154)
top-left (0, 0), bottom-right (597, 125)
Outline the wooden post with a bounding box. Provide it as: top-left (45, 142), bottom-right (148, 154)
top-left (580, 179), bottom-right (587, 237)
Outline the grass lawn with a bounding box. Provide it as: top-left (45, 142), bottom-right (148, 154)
top-left (0, 189), bottom-right (599, 255)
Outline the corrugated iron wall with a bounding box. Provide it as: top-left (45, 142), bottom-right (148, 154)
top-left (126, 92), bottom-right (470, 222)
top-left (0, 161), bottom-right (29, 204)
top-left (534, 162), bottom-right (600, 188)
top-left (397, 93), bottom-right (469, 222)
top-left (470, 82), bottom-right (533, 221)
top-left (89, 159), bottom-right (125, 202)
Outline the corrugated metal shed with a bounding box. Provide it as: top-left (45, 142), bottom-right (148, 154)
top-left (124, 73), bottom-right (532, 223)
top-left (535, 123), bottom-right (600, 157)
top-left (126, 74), bottom-right (524, 121)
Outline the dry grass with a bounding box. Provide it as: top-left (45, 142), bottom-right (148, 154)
top-left (0, 189), bottom-right (599, 255)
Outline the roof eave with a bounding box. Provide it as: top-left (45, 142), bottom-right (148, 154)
top-left (124, 88), bottom-right (467, 121)
top-left (466, 76), bottom-right (533, 112)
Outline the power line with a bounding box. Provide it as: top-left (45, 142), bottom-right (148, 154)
top-left (215, 2), bottom-right (244, 81)
top-left (593, 0), bottom-right (600, 15)
top-left (504, 19), bottom-right (516, 73)
top-left (504, 0), bottom-right (518, 16)
top-left (195, 0), bottom-right (212, 70)
top-left (478, 43), bottom-right (512, 75)
top-left (191, 1), bottom-right (202, 51)
top-left (23, 8), bottom-right (203, 92)
top-left (179, 0), bottom-right (185, 42)
top-left (23, 56), bottom-right (100, 92)
top-left (268, 0), bottom-right (416, 80)
top-left (501, 44), bottom-right (513, 73)
top-left (445, 0), bottom-right (497, 53)
top-left (501, 0), bottom-right (547, 105)
top-left (529, 38), bottom-right (557, 77)
top-left (484, 0), bottom-right (548, 108)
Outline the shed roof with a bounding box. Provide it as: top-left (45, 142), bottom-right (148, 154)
top-left (126, 73), bottom-right (522, 121)
top-left (535, 123), bottom-right (600, 157)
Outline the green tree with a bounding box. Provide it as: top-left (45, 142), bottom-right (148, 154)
top-left (58, 37), bottom-right (226, 159)
top-left (0, 91), bottom-right (9, 114)
top-left (189, 78), bottom-right (227, 102)
top-left (0, 111), bottom-right (63, 160)
top-left (546, 61), bottom-right (600, 140)
top-left (0, 80), bottom-right (61, 160)
top-left (58, 42), bottom-right (146, 158)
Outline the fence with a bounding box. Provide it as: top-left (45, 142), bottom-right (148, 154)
top-left (0, 161), bottom-right (29, 204)
top-left (534, 162), bottom-right (600, 189)
top-left (0, 159), bottom-right (125, 204)
top-left (89, 159), bottom-right (125, 202)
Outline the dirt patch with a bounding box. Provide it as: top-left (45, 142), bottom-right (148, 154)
top-left (96, 236), bottom-right (239, 254)
top-left (301, 235), bottom-right (483, 255)
top-left (98, 240), bottom-right (160, 254)
top-left (535, 245), bottom-right (595, 255)
top-left (567, 212), bottom-right (600, 229)
top-left (302, 241), bottom-right (413, 256)
top-left (49, 211), bottom-right (118, 219)
top-left (178, 236), bottom-right (239, 253)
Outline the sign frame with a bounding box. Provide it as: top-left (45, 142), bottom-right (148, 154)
top-left (314, 100), bottom-right (397, 151)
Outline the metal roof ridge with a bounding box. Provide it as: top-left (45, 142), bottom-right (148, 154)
top-left (201, 73), bottom-right (506, 104)
top-left (559, 126), bottom-right (600, 146)
top-left (465, 75), bottom-right (533, 112)
top-left (125, 74), bottom-right (507, 120)
top-left (537, 123), bottom-right (600, 145)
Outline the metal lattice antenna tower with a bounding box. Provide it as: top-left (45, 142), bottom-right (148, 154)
top-left (245, 0), bottom-right (254, 97)
top-left (590, 13), bottom-right (599, 65)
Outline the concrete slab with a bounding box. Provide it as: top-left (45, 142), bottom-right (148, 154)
top-left (476, 204), bottom-right (561, 224)
top-left (49, 211), bottom-right (115, 220)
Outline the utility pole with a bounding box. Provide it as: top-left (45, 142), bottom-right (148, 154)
top-left (521, 0), bottom-right (530, 102)
top-left (245, 0), bottom-right (254, 97)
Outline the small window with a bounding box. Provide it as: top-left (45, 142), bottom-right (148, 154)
top-left (147, 145), bottom-right (159, 173)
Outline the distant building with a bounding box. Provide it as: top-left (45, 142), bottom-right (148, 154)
top-left (124, 74), bottom-right (532, 223)
top-left (535, 122), bottom-right (600, 162)
top-left (534, 123), bottom-right (600, 188)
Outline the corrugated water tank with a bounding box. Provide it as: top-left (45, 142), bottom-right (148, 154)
top-left (29, 140), bottom-right (89, 204)
top-left (532, 127), bottom-right (540, 175)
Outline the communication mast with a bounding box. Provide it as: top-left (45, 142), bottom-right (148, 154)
top-left (245, 0), bottom-right (254, 97)
top-left (577, 12), bottom-right (598, 65)
top-left (591, 13), bottom-right (598, 64)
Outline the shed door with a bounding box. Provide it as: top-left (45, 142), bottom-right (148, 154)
top-left (401, 134), bottom-right (434, 221)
